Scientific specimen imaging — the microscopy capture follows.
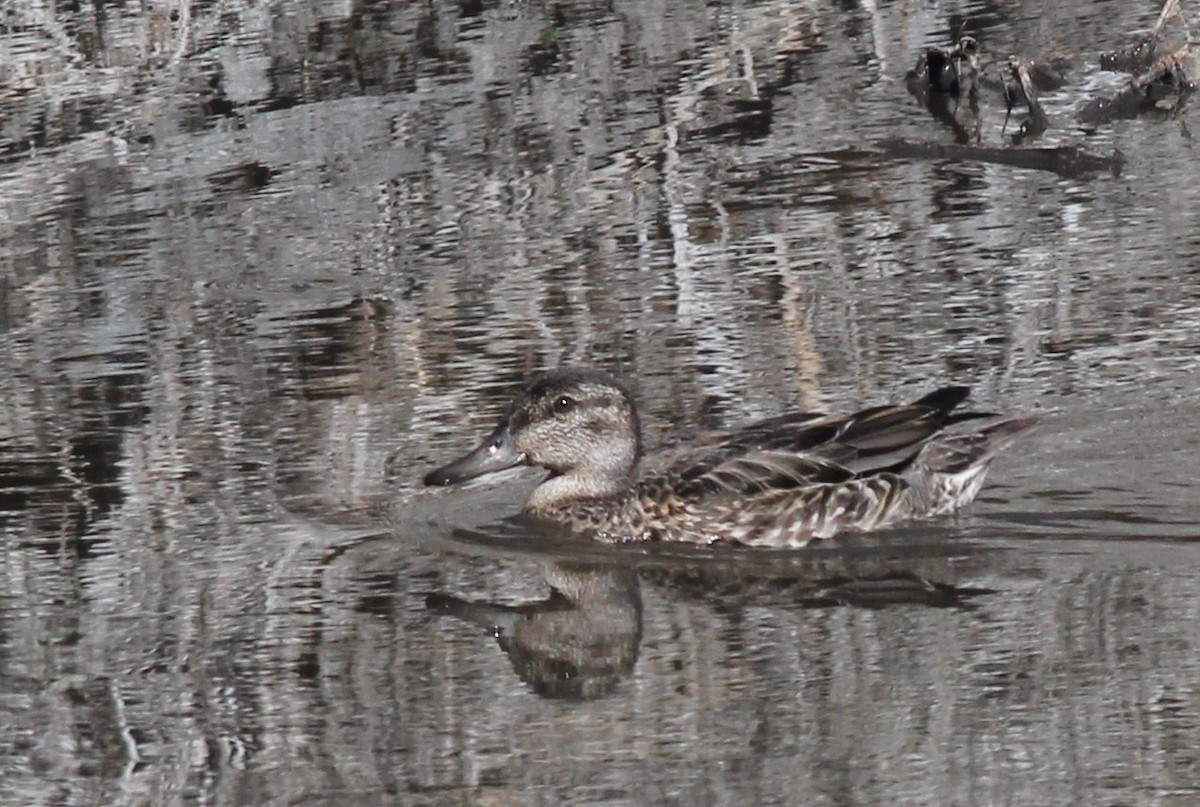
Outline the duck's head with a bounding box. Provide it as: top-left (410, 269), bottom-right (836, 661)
top-left (424, 367), bottom-right (642, 498)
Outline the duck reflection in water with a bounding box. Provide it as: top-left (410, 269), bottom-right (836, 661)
top-left (427, 561), bottom-right (642, 701)
top-left (426, 539), bottom-right (995, 701)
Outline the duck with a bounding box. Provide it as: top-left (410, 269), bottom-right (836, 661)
top-left (423, 367), bottom-right (1035, 548)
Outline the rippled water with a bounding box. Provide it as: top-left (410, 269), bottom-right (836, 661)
top-left (3, 1), bottom-right (1199, 804)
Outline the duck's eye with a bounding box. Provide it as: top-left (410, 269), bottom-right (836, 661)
top-left (554, 395), bottom-right (575, 413)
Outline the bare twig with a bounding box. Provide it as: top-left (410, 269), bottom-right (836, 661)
top-left (1004, 58), bottom-right (1051, 138)
top-left (1100, 0), bottom-right (1184, 72)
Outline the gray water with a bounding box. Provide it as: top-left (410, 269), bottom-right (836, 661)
top-left (2, 1), bottom-right (1200, 805)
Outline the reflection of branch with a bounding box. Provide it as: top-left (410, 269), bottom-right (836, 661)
top-left (779, 276), bottom-right (826, 411)
top-left (171, 0), bottom-right (193, 66)
top-left (875, 138), bottom-right (1123, 179)
top-left (6, 4), bottom-right (84, 78)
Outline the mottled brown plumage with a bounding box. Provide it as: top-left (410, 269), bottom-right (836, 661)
top-left (424, 367), bottom-right (1035, 548)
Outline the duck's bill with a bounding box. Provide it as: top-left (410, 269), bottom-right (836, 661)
top-left (424, 424), bottom-right (525, 486)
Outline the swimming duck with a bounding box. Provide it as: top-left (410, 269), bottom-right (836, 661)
top-left (424, 367), bottom-right (1035, 548)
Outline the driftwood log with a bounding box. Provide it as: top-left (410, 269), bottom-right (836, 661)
top-left (1080, 46), bottom-right (1194, 125)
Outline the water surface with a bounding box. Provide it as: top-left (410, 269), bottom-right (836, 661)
top-left (2, 1), bottom-right (1199, 804)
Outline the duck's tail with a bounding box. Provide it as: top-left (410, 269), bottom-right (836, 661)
top-left (903, 416), bottom-right (1038, 516)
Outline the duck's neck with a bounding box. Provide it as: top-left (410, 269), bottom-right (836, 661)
top-left (525, 464), bottom-right (638, 516)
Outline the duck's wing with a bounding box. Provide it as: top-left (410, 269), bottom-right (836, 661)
top-left (644, 412), bottom-right (844, 478)
top-left (687, 411), bottom-right (837, 454)
top-left (832, 386), bottom-right (996, 474)
top-left (643, 386), bottom-right (984, 494)
top-left (671, 450), bottom-right (857, 500)
top-left (634, 448), bottom-right (856, 512)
